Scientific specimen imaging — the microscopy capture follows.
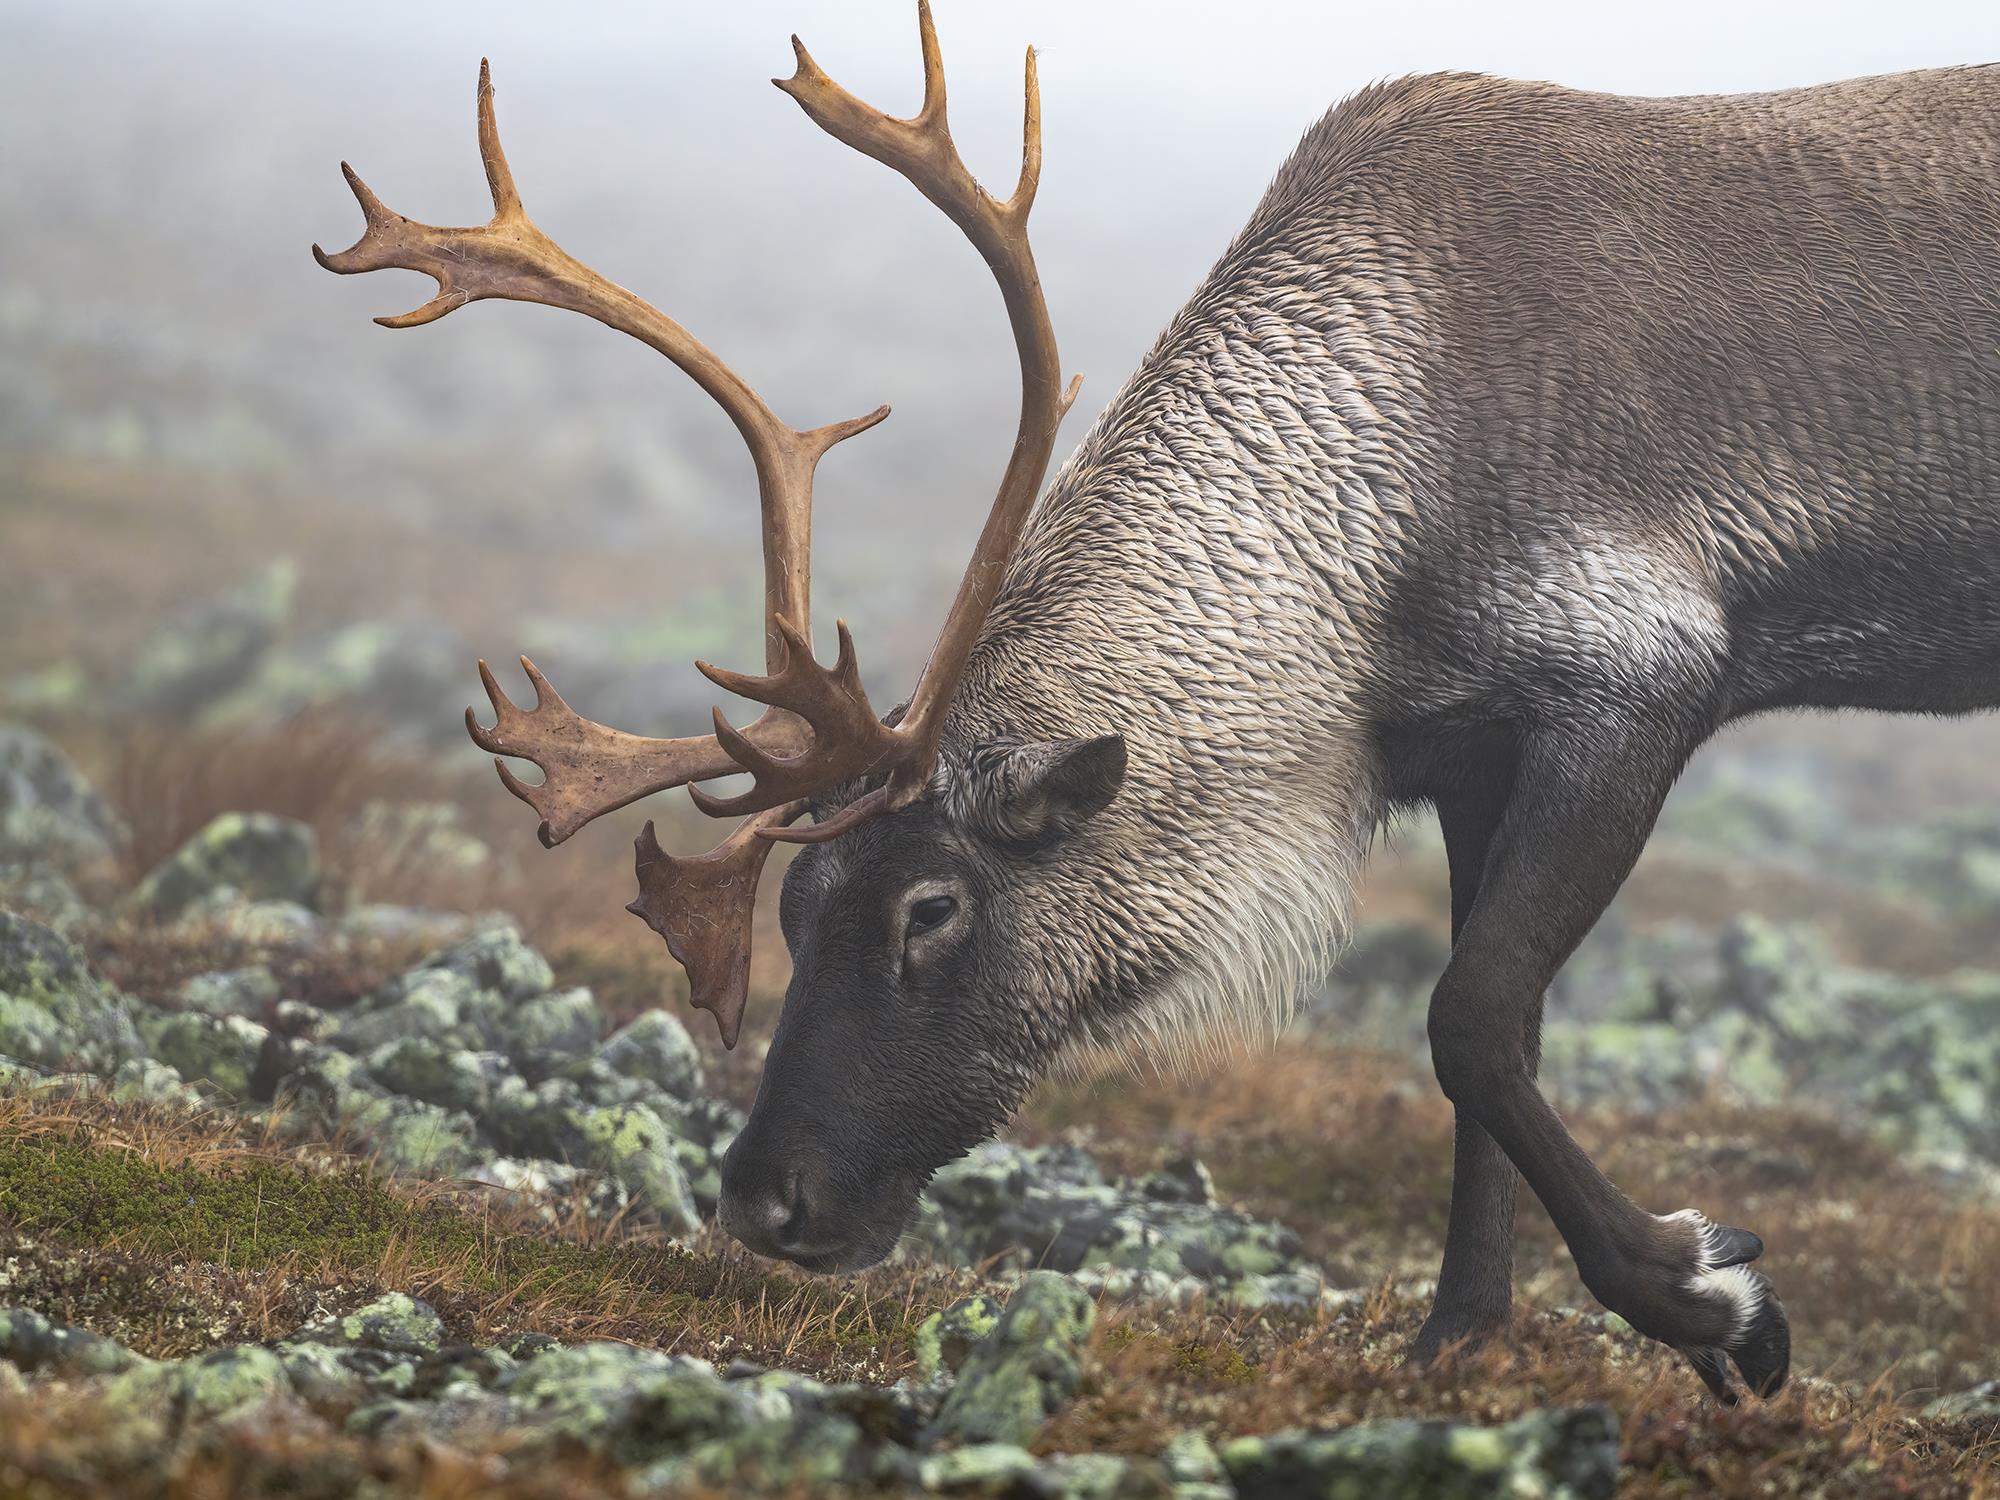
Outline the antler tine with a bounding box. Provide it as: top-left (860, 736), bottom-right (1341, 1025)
top-left (770, 0), bottom-right (1084, 824)
top-left (321, 58), bottom-right (894, 846)
top-left (628, 802), bottom-right (806, 1049)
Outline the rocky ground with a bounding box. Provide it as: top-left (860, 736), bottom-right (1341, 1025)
top-left (3, 719), bottom-right (1999, 1497)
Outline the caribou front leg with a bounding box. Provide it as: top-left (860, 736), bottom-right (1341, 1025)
top-left (1422, 724), bottom-right (1790, 1401)
top-left (1411, 776), bottom-right (1527, 1365)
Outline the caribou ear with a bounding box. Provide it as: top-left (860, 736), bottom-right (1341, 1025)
top-left (965, 734), bottom-right (1127, 847)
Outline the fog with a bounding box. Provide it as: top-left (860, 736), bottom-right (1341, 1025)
top-left (4, 0), bottom-right (1998, 715)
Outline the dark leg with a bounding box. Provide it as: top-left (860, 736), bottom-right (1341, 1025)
top-left (1411, 774), bottom-right (1523, 1364)
top-left (1426, 723), bottom-right (1789, 1400)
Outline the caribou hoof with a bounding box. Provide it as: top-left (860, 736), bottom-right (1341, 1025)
top-left (1664, 1211), bottom-right (1790, 1402)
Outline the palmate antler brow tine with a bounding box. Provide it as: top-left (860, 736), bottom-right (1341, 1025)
top-left (627, 801), bottom-right (806, 1049)
top-left (314, 60), bottom-right (890, 845)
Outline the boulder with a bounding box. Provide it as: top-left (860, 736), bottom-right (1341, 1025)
top-left (129, 813), bottom-right (321, 920)
top-left (416, 925), bottom-right (553, 1005)
top-left (175, 965), bottom-right (280, 1019)
top-left (1220, 1406), bottom-right (1621, 1500)
top-left (0, 1305), bottom-right (147, 1377)
top-left (932, 1271), bottom-right (1096, 1447)
top-left (595, 1009), bottom-right (704, 1102)
top-left (0, 913), bottom-right (143, 1074)
top-left (497, 987), bottom-right (603, 1073)
top-left (913, 1142), bottom-right (1334, 1308)
top-left (0, 724), bottom-right (127, 873)
top-left (912, 1295), bottom-right (1004, 1384)
top-left (145, 1011), bottom-right (269, 1099)
top-left (567, 1102), bottom-right (702, 1234)
top-left (291, 1294), bottom-right (447, 1360)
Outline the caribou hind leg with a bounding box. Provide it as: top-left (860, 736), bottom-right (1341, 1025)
top-left (1421, 720), bottom-right (1791, 1401)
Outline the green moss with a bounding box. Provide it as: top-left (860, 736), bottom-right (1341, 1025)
top-left (0, 1128), bottom-right (906, 1358)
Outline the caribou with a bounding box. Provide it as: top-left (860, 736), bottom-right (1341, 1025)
top-left (316, 7), bottom-right (2000, 1404)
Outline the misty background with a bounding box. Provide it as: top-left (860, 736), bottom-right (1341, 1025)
top-left (4, 0), bottom-right (1999, 846)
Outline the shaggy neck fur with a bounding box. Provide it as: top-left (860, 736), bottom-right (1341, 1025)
top-left (933, 89), bottom-right (1465, 1067)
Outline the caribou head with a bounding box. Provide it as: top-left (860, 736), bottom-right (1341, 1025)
top-left (315, 4), bottom-right (1125, 1269)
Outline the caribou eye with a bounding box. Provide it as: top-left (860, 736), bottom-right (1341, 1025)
top-left (907, 895), bottom-right (958, 937)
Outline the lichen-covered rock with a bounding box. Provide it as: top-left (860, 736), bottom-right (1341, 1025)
top-left (0, 724), bottom-right (128, 873)
top-left (129, 812), bottom-right (321, 920)
top-left (0, 1305), bottom-right (148, 1377)
top-left (932, 1271), bottom-right (1096, 1447)
top-left (911, 1142), bottom-right (1334, 1308)
top-left (348, 1094), bottom-right (480, 1176)
top-left (913, 1295), bottom-right (1004, 1384)
top-left (177, 894), bottom-right (325, 951)
top-left (567, 1102), bottom-right (701, 1234)
top-left (596, 1009), bottom-right (704, 1102)
top-left (1219, 1406), bottom-right (1621, 1500)
top-left (497, 987), bottom-right (603, 1073)
top-left (504, 1343), bottom-right (741, 1465)
top-left (145, 1011), bottom-right (269, 1098)
top-left (292, 1294), bottom-right (447, 1359)
top-left (335, 903), bottom-right (475, 949)
top-left (417, 925), bottom-right (553, 1005)
top-left (0, 914), bottom-right (143, 1074)
top-left (108, 1057), bottom-right (205, 1110)
top-left (916, 1441), bottom-right (1044, 1493)
top-left (175, 965), bottom-right (280, 1019)
top-left (333, 969), bottom-right (477, 1052)
top-left (365, 1038), bottom-right (514, 1116)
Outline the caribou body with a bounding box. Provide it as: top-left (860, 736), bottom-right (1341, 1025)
top-left (320, 15), bottom-right (1999, 1405)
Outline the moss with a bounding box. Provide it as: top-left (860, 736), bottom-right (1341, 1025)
top-left (0, 1124), bottom-right (910, 1365)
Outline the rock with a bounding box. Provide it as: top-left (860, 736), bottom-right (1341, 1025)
top-left (366, 1038), bottom-right (515, 1116)
top-left (917, 1442), bottom-right (1044, 1493)
top-left (595, 1009), bottom-right (704, 1102)
top-left (0, 867), bottom-right (89, 938)
top-left (175, 965), bottom-right (280, 1019)
top-left (1138, 1154), bottom-right (1214, 1206)
top-left (213, 614), bottom-right (471, 751)
top-left (0, 914), bottom-right (143, 1074)
top-left (349, 1094), bottom-right (480, 1176)
top-left (0, 724), bottom-right (128, 873)
top-left (179, 894), bottom-right (325, 950)
top-left (333, 969), bottom-right (476, 1052)
top-left (913, 1295), bottom-right (1004, 1384)
top-left (108, 1057), bottom-right (204, 1110)
top-left (933, 1271), bottom-right (1096, 1447)
top-left (417, 925), bottom-right (553, 1005)
top-left (568, 1102), bottom-right (702, 1234)
top-left (291, 1294), bottom-right (447, 1359)
top-left (497, 987), bottom-right (603, 1072)
top-left (912, 1142), bottom-right (1333, 1308)
top-left (129, 812), bottom-right (321, 920)
top-left (145, 1011), bottom-right (270, 1098)
top-left (505, 1343), bottom-right (742, 1465)
top-left (114, 559), bottom-right (295, 719)
top-left (1925, 1380), bottom-right (2000, 1421)
top-left (176, 1344), bottom-right (293, 1423)
top-left (1219, 1406), bottom-right (1621, 1500)
top-left (0, 1306), bottom-right (147, 1377)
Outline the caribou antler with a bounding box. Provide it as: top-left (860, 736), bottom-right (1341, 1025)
top-left (314, 60), bottom-right (889, 849)
top-left (315, 4), bottom-right (1078, 1045)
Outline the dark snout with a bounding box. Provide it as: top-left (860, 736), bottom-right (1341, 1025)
top-left (717, 1124), bottom-right (920, 1274)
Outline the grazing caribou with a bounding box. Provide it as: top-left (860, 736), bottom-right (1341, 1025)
top-left (316, 6), bottom-right (2000, 1404)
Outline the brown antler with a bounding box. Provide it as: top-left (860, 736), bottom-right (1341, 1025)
top-left (754, 0), bottom-right (1084, 840)
top-left (315, 5), bottom-right (1078, 1046)
top-left (314, 60), bottom-right (888, 849)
